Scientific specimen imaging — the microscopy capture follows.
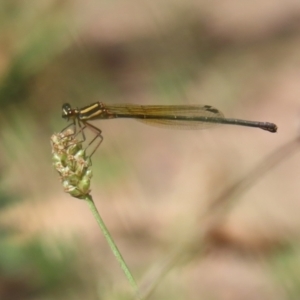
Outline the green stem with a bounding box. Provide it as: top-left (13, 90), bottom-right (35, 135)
top-left (84, 194), bottom-right (138, 291)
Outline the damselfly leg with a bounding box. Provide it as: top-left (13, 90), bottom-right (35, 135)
top-left (60, 118), bottom-right (103, 158)
top-left (80, 121), bottom-right (103, 157)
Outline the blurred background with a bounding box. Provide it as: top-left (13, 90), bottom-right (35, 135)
top-left (1, 0), bottom-right (300, 299)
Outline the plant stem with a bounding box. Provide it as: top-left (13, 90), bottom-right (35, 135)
top-left (84, 194), bottom-right (138, 291)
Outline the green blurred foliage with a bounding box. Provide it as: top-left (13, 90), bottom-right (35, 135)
top-left (0, 0), bottom-right (72, 107)
top-left (0, 236), bottom-right (85, 300)
top-left (0, 2), bottom-right (97, 299)
top-left (269, 244), bottom-right (300, 300)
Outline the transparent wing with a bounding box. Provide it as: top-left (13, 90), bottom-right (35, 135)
top-left (105, 104), bottom-right (225, 130)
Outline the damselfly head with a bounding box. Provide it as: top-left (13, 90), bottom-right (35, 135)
top-left (62, 103), bottom-right (75, 121)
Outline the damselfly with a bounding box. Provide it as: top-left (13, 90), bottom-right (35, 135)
top-left (61, 102), bottom-right (277, 156)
